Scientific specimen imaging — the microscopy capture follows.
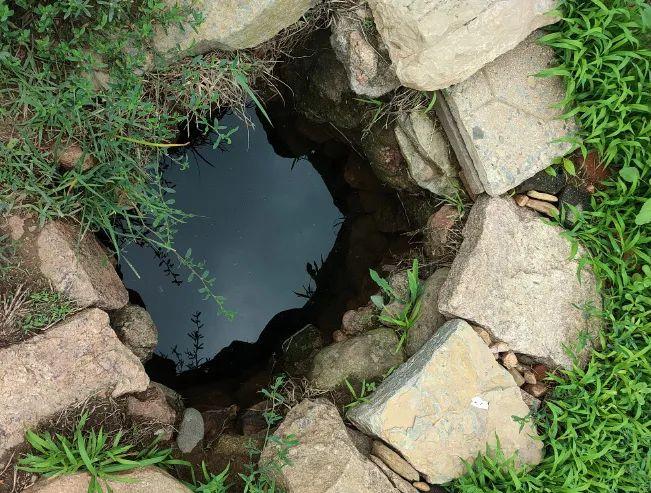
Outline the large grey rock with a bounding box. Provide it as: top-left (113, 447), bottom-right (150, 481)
top-left (438, 196), bottom-right (600, 369)
top-left (0, 309), bottom-right (149, 460)
top-left (309, 328), bottom-right (404, 390)
top-left (260, 399), bottom-right (398, 492)
top-left (330, 6), bottom-right (399, 97)
top-left (395, 112), bottom-right (459, 197)
top-left (405, 268), bottom-right (449, 357)
top-left (367, 0), bottom-right (558, 90)
top-left (24, 467), bottom-right (191, 492)
top-left (176, 408), bottom-right (204, 453)
top-left (349, 319), bottom-right (543, 484)
top-left (154, 0), bottom-right (318, 60)
top-left (110, 304), bottom-right (158, 362)
top-left (441, 32), bottom-right (575, 196)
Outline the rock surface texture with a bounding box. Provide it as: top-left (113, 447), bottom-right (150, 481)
top-left (440, 32), bottom-right (575, 196)
top-left (155, 0), bottom-right (318, 59)
top-left (438, 196), bottom-right (600, 369)
top-left (110, 304), bottom-right (158, 361)
top-left (23, 467), bottom-right (191, 492)
top-left (330, 6), bottom-right (399, 97)
top-left (0, 309), bottom-right (149, 460)
top-left (38, 221), bottom-right (128, 310)
top-left (349, 319), bottom-right (543, 484)
top-left (1, 217), bottom-right (130, 310)
top-left (309, 328), bottom-right (404, 390)
top-left (395, 112), bottom-right (458, 196)
top-left (260, 399), bottom-right (398, 492)
top-left (367, 0), bottom-right (558, 90)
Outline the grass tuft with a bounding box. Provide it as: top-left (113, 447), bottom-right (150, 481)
top-left (454, 1), bottom-right (650, 491)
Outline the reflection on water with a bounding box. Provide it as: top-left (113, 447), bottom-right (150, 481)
top-left (122, 108), bottom-right (341, 361)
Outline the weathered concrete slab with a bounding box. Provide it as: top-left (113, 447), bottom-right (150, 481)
top-left (442, 33), bottom-right (575, 196)
top-left (438, 196), bottom-right (600, 368)
top-left (349, 319), bottom-right (543, 484)
top-left (367, 0), bottom-right (558, 90)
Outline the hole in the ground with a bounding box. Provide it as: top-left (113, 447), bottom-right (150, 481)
top-left (122, 102), bottom-right (412, 410)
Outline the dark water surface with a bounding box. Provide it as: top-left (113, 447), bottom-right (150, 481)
top-left (122, 109), bottom-right (341, 361)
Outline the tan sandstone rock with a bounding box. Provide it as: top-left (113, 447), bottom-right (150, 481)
top-left (0, 309), bottom-right (149, 460)
top-left (23, 467), bottom-right (191, 492)
top-left (438, 196), bottom-right (600, 369)
top-left (260, 399), bottom-right (398, 492)
top-left (3, 218), bottom-right (128, 310)
top-left (367, 0), bottom-right (558, 90)
top-left (349, 319), bottom-right (543, 484)
top-left (37, 220), bottom-right (127, 310)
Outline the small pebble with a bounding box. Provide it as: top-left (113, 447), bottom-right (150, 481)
top-left (525, 383), bottom-right (548, 398)
top-left (526, 190), bottom-right (558, 202)
top-left (413, 482), bottom-right (431, 492)
top-left (514, 194), bottom-right (529, 207)
top-left (525, 198), bottom-right (560, 217)
top-left (489, 341), bottom-right (509, 353)
top-left (372, 441), bottom-right (420, 482)
top-left (472, 326), bottom-right (492, 345)
top-left (523, 371), bottom-right (537, 385)
top-left (508, 368), bottom-right (525, 387)
top-left (332, 330), bottom-right (347, 343)
top-left (502, 351), bottom-right (518, 369)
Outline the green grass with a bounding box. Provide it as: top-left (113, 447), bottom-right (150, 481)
top-left (21, 289), bottom-right (75, 333)
top-left (18, 377), bottom-right (299, 492)
top-left (239, 374), bottom-right (298, 492)
top-left (453, 1), bottom-right (650, 492)
top-left (343, 378), bottom-right (377, 411)
top-left (369, 258), bottom-right (423, 352)
top-left (0, 1), bottom-right (269, 317)
top-left (18, 413), bottom-right (187, 493)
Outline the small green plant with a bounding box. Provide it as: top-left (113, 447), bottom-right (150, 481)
top-left (21, 289), bottom-right (74, 333)
top-left (369, 259), bottom-right (423, 351)
top-left (18, 414), bottom-right (186, 493)
top-left (186, 462), bottom-right (229, 493)
top-left (238, 375), bottom-right (299, 492)
top-left (343, 378), bottom-right (376, 411)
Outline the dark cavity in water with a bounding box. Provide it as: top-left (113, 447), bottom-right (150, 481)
top-left (122, 108), bottom-right (341, 364)
top-left (123, 99), bottom-right (412, 409)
